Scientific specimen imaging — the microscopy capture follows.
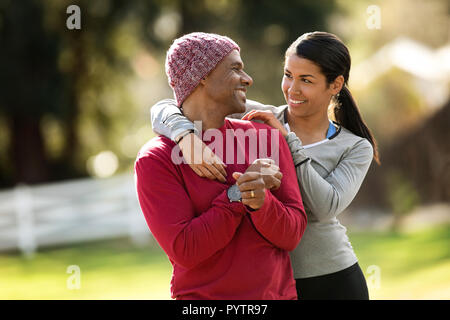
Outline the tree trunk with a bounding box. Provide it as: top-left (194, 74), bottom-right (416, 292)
top-left (9, 114), bottom-right (49, 184)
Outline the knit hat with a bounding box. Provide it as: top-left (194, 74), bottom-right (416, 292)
top-left (165, 32), bottom-right (240, 106)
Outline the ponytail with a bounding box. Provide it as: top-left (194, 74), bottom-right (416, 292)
top-left (336, 86), bottom-right (380, 164)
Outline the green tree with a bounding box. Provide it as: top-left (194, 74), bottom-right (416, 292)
top-left (0, 0), bottom-right (65, 185)
top-left (0, 0), bottom-right (336, 187)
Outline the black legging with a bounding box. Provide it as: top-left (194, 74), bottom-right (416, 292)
top-left (296, 262), bottom-right (369, 300)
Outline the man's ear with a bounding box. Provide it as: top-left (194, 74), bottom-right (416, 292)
top-left (199, 77), bottom-right (207, 86)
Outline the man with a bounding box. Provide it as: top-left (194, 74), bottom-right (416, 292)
top-left (135, 32), bottom-right (306, 300)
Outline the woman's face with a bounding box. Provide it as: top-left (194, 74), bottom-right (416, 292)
top-left (281, 54), bottom-right (337, 119)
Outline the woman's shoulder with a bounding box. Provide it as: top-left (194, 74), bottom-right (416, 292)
top-left (334, 126), bottom-right (373, 157)
top-left (335, 126), bottom-right (369, 144)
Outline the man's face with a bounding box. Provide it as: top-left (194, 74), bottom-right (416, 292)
top-left (203, 49), bottom-right (253, 115)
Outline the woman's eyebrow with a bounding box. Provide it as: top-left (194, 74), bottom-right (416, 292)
top-left (284, 69), bottom-right (315, 78)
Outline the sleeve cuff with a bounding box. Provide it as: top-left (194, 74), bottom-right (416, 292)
top-left (245, 189), bottom-right (272, 215)
top-left (284, 132), bottom-right (310, 165)
top-left (213, 189), bottom-right (248, 217)
top-left (169, 123), bottom-right (197, 142)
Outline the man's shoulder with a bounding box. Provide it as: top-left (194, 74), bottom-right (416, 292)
top-left (136, 135), bottom-right (175, 163)
top-left (226, 118), bottom-right (281, 134)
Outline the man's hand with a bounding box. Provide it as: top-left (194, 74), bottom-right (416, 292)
top-left (232, 172), bottom-right (266, 210)
top-left (245, 159), bottom-right (282, 190)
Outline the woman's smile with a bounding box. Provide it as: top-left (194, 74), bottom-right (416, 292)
top-left (288, 98), bottom-right (307, 107)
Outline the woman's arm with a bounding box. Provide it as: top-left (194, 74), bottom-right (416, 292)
top-left (150, 99), bottom-right (195, 141)
top-left (285, 132), bottom-right (373, 222)
top-left (150, 98), bottom-right (283, 181)
top-left (150, 98), bottom-right (282, 141)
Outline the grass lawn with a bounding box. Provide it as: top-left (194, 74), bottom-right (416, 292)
top-left (0, 224), bottom-right (449, 299)
top-left (351, 224), bottom-right (450, 299)
top-left (0, 239), bottom-right (173, 299)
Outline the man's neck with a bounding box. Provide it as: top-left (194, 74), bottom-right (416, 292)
top-left (182, 97), bottom-right (226, 131)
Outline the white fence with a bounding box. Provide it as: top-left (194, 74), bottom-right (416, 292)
top-left (0, 174), bottom-right (151, 257)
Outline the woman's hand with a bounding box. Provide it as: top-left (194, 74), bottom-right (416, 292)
top-left (178, 132), bottom-right (227, 183)
top-left (245, 159), bottom-right (282, 190)
top-left (242, 110), bottom-right (288, 137)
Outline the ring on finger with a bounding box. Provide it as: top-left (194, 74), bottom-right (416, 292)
top-left (250, 190), bottom-right (255, 198)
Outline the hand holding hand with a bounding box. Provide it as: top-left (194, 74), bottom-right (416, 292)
top-left (245, 158), bottom-right (282, 190)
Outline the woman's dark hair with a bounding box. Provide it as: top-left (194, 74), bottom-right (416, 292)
top-left (285, 31), bottom-right (380, 164)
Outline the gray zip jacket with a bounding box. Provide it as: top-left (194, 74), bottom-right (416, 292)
top-left (150, 98), bottom-right (373, 278)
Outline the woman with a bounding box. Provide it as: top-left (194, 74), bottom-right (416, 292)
top-left (150, 31), bottom-right (379, 300)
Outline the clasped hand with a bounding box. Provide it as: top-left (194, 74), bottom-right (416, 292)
top-left (233, 159), bottom-right (282, 210)
top-left (177, 133), bottom-right (283, 210)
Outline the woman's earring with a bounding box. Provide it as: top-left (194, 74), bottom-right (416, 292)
top-left (333, 93), bottom-right (342, 109)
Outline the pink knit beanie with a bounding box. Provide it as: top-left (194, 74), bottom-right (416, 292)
top-left (165, 32), bottom-right (240, 106)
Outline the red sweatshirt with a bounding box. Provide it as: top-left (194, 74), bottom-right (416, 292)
top-left (135, 118), bottom-right (306, 300)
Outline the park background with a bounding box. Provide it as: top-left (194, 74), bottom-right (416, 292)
top-left (0, 0), bottom-right (449, 299)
